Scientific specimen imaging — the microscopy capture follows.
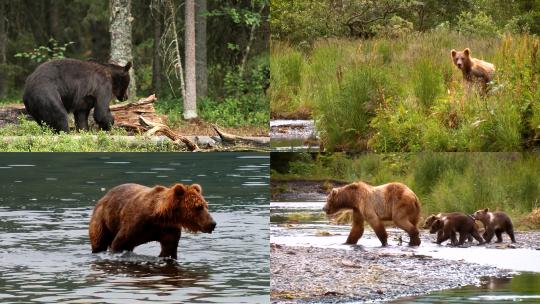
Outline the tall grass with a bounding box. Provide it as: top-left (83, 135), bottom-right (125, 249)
top-left (272, 153), bottom-right (540, 218)
top-left (270, 31), bottom-right (540, 151)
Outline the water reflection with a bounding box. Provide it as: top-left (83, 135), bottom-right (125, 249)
top-left (0, 153), bottom-right (269, 303)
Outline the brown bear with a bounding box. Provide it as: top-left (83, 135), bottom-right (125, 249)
top-left (472, 208), bottom-right (515, 243)
top-left (451, 48), bottom-right (495, 92)
top-left (23, 59), bottom-right (131, 132)
top-left (423, 212), bottom-right (474, 242)
top-left (429, 213), bottom-right (484, 246)
top-left (89, 183), bottom-right (216, 259)
top-left (322, 181), bottom-right (421, 246)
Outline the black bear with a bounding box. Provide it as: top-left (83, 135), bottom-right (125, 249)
top-left (23, 59), bottom-right (131, 132)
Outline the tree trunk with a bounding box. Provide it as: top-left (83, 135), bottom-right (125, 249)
top-left (152, 1), bottom-right (162, 97)
top-left (184, 0), bottom-right (197, 119)
top-left (48, 0), bottom-right (61, 41)
top-left (195, 0), bottom-right (207, 99)
top-left (110, 0), bottom-right (136, 100)
top-left (0, 0), bottom-right (6, 98)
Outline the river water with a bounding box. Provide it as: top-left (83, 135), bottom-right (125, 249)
top-left (0, 153), bottom-right (269, 303)
top-left (270, 197), bottom-right (540, 302)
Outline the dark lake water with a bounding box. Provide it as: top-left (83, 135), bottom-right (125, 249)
top-left (0, 153), bottom-right (269, 303)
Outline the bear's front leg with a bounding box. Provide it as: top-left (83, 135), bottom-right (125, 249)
top-left (345, 210), bottom-right (365, 245)
top-left (158, 228), bottom-right (181, 259)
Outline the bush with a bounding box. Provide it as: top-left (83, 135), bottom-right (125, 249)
top-left (455, 11), bottom-right (499, 37)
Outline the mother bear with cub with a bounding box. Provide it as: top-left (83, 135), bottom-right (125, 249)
top-left (23, 59), bottom-right (131, 132)
top-left (323, 182), bottom-right (421, 246)
top-left (89, 183), bottom-right (216, 259)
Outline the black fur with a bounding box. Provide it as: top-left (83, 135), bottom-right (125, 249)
top-left (23, 59), bottom-right (131, 132)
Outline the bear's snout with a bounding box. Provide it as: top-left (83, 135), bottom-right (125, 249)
top-left (205, 221), bottom-right (217, 233)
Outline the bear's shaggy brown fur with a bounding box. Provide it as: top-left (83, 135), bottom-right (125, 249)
top-left (451, 48), bottom-right (495, 92)
top-left (423, 212), bottom-right (474, 243)
top-left (429, 213), bottom-right (484, 246)
top-left (472, 208), bottom-right (515, 243)
top-left (89, 183), bottom-right (216, 259)
top-left (323, 181), bottom-right (421, 246)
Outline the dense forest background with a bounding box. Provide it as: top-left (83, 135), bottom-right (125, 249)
top-left (270, 0), bottom-right (540, 152)
top-left (0, 0), bottom-right (269, 128)
top-left (271, 0), bottom-right (540, 43)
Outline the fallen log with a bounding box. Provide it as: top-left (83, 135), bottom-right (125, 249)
top-left (110, 94), bottom-right (167, 131)
top-left (138, 116), bottom-right (199, 151)
top-left (211, 124), bottom-right (269, 147)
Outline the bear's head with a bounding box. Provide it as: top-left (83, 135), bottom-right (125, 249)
top-left (429, 218), bottom-right (444, 234)
top-left (322, 184), bottom-right (359, 215)
top-left (472, 208), bottom-right (490, 221)
top-left (108, 62), bottom-right (131, 101)
top-left (157, 183), bottom-right (217, 233)
top-left (451, 48), bottom-right (472, 70)
top-left (423, 214), bottom-right (439, 229)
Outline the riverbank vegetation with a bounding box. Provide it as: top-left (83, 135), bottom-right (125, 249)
top-left (270, 0), bottom-right (540, 151)
top-left (271, 153), bottom-right (540, 228)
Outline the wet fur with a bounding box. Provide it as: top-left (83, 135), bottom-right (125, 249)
top-left (473, 208), bottom-right (515, 243)
top-left (323, 182), bottom-right (421, 246)
top-left (23, 59), bottom-right (131, 132)
top-left (89, 183), bottom-right (216, 259)
top-left (424, 212), bottom-right (474, 243)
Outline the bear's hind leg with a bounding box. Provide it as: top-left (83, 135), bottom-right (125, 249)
top-left (495, 229), bottom-right (503, 243)
top-left (507, 227), bottom-right (516, 243)
top-left (110, 229), bottom-right (135, 253)
top-left (74, 109), bottom-right (91, 131)
top-left (394, 217), bottom-right (421, 246)
top-left (89, 218), bottom-right (113, 253)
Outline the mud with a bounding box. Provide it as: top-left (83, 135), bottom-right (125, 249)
top-left (271, 244), bottom-right (509, 303)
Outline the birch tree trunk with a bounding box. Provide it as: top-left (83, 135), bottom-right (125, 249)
top-left (195, 0), bottom-right (207, 99)
top-left (184, 0), bottom-right (197, 119)
top-left (152, 1), bottom-right (162, 97)
top-left (0, 0), bottom-right (6, 98)
top-left (110, 0), bottom-right (136, 100)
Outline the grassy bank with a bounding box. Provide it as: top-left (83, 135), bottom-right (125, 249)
top-left (270, 31), bottom-right (540, 151)
top-left (270, 153), bottom-right (540, 229)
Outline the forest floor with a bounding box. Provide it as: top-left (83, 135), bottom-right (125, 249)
top-left (0, 103), bottom-right (268, 137)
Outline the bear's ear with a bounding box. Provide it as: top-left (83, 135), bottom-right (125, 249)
top-left (451, 49), bottom-right (457, 58)
top-left (172, 184), bottom-right (186, 196)
top-left (124, 62), bottom-right (132, 72)
top-left (191, 184), bottom-right (202, 193)
top-left (331, 188), bottom-right (338, 195)
top-left (464, 48), bottom-right (470, 57)
top-left (484, 208), bottom-right (489, 212)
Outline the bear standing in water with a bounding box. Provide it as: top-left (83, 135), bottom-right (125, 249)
top-left (89, 183), bottom-right (216, 259)
top-left (472, 208), bottom-right (516, 243)
top-left (23, 59), bottom-right (131, 132)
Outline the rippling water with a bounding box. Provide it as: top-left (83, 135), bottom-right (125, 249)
top-left (0, 153), bottom-right (269, 303)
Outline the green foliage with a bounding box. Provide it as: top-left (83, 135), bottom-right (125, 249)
top-left (271, 31), bottom-right (540, 151)
top-left (0, 118), bottom-right (180, 152)
top-left (272, 153), bottom-right (540, 217)
top-left (14, 39), bottom-right (75, 63)
top-left (314, 66), bottom-right (389, 151)
top-left (455, 11), bottom-right (499, 37)
top-left (413, 59), bottom-right (444, 110)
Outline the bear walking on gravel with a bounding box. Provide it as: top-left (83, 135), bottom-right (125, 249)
top-left (23, 59), bottom-right (131, 132)
top-left (323, 182), bottom-right (421, 246)
top-left (423, 212), bottom-right (474, 243)
top-left (89, 183), bottom-right (216, 259)
top-left (429, 213), bottom-right (484, 246)
top-left (472, 208), bottom-right (515, 243)
top-left (451, 48), bottom-right (495, 92)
